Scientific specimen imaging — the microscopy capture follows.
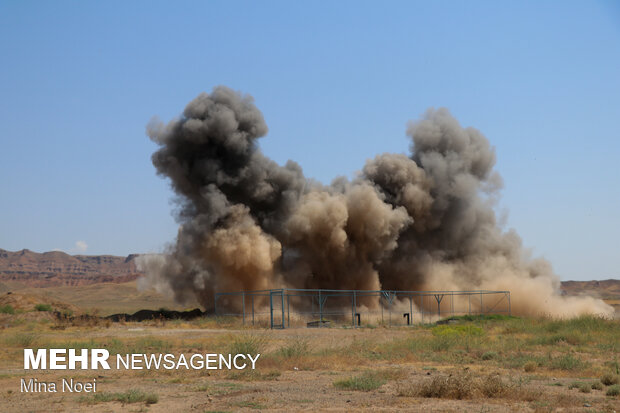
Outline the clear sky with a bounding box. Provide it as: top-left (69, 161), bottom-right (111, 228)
top-left (1, 1), bottom-right (619, 281)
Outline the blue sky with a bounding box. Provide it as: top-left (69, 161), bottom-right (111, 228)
top-left (0, 1), bottom-right (618, 281)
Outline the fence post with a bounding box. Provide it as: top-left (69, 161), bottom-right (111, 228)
top-left (269, 292), bottom-right (274, 329)
top-left (351, 291), bottom-right (355, 327)
top-left (450, 293), bottom-right (454, 317)
top-left (221, 289), bottom-right (508, 328)
top-left (281, 290), bottom-right (285, 328)
top-left (381, 299), bottom-right (384, 324)
top-left (434, 294), bottom-right (444, 318)
top-left (420, 295), bottom-right (424, 324)
top-left (409, 296), bottom-right (413, 325)
top-left (318, 290), bottom-right (322, 326)
top-left (388, 292), bottom-right (392, 327)
top-left (354, 291), bottom-right (357, 327)
top-left (508, 292), bottom-right (511, 316)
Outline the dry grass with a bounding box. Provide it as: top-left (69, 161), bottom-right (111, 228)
top-left (398, 371), bottom-right (510, 400)
top-left (81, 389), bottom-right (159, 405)
top-left (7, 281), bottom-right (190, 316)
top-left (523, 361), bottom-right (537, 372)
top-left (601, 373), bottom-right (620, 385)
top-left (606, 384), bottom-right (620, 396)
top-left (1, 312), bottom-right (619, 411)
top-left (226, 369), bottom-right (281, 381)
top-left (334, 371), bottom-right (387, 391)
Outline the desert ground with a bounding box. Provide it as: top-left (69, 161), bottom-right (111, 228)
top-left (1, 250), bottom-right (620, 412)
top-left (1, 299), bottom-right (620, 412)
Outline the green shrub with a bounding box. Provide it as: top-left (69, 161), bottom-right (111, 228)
top-left (431, 325), bottom-right (484, 337)
top-left (592, 381), bottom-right (604, 390)
top-left (549, 354), bottom-right (586, 371)
top-left (63, 339), bottom-right (100, 350)
top-left (601, 373), bottom-right (619, 386)
top-left (606, 384), bottom-right (620, 397)
top-left (277, 337), bottom-right (310, 358)
top-left (502, 353), bottom-right (545, 370)
top-left (452, 314), bottom-right (517, 322)
top-left (35, 304), bottom-right (52, 312)
top-left (228, 333), bottom-right (267, 355)
top-left (130, 337), bottom-right (171, 353)
top-left (104, 339), bottom-right (126, 354)
top-left (0, 304), bottom-right (15, 314)
top-left (90, 389), bottom-right (158, 404)
top-left (334, 371), bottom-right (386, 391)
top-left (607, 360), bottom-right (620, 375)
top-left (227, 369), bottom-right (281, 381)
top-left (430, 335), bottom-right (457, 352)
top-left (578, 383), bottom-right (591, 393)
top-left (5, 332), bottom-right (38, 347)
top-left (481, 351), bottom-right (497, 361)
top-left (532, 333), bottom-right (583, 346)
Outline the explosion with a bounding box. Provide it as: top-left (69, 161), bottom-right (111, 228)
top-left (138, 86), bottom-right (612, 318)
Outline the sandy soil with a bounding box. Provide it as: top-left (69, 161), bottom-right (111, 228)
top-left (1, 326), bottom-right (620, 412)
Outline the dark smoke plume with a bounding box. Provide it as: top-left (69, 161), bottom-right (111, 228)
top-left (138, 86), bottom-right (611, 317)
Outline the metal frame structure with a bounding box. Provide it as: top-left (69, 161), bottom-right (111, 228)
top-left (214, 288), bottom-right (510, 329)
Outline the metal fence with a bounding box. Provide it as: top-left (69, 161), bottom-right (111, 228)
top-left (214, 288), bottom-right (511, 329)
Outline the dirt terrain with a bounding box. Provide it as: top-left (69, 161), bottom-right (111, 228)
top-left (1, 251), bottom-right (619, 411)
top-left (1, 282), bottom-right (190, 316)
top-left (1, 314), bottom-right (620, 412)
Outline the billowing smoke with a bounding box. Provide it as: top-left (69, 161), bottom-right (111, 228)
top-left (138, 86), bottom-right (612, 317)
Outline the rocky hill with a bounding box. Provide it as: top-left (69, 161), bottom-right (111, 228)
top-left (560, 279), bottom-right (620, 299)
top-left (0, 248), bottom-right (143, 287)
top-left (1, 247), bottom-right (618, 299)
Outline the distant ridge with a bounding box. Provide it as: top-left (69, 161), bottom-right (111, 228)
top-left (1, 248), bottom-right (618, 297)
top-left (0, 248), bottom-right (143, 287)
top-left (560, 279), bottom-right (620, 299)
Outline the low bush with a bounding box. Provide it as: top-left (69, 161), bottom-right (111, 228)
top-left (549, 354), bottom-right (587, 371)
top-left (407, 371), bottom-right (506, 400)
top-left (431, 325), bottom-right (484, 337)
top-left (0, 304), bottom-right (15, 314)
top-left (577, 382), bottom-right (591, 393)
top-left (601, 373), bottom-right (619, 386)
top-left (87, 389), bottom-right (158, 405)
top-left (334, 371), bottom-right (386, 392)
top-left (606, 384), bottom-right (620, 397)
top-left (227, 369), bottom-right (281, 381)
top-left (481, 351), bottom-right (497, 361)
top-left (5, 332), bottom-right (39, 347)
top-left (228, 333), bottom-right (267, 355)
top-left (277, 337), bottom-right (310, 358)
